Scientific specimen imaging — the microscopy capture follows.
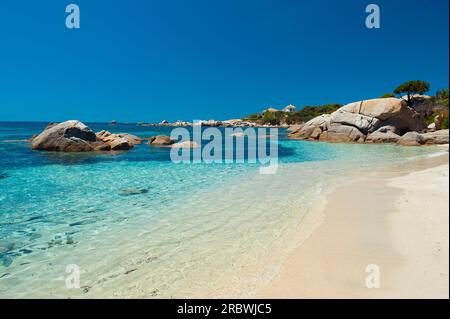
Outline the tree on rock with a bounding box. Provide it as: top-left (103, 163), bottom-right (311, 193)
top-left (394, 80), bottom-right (430, 105)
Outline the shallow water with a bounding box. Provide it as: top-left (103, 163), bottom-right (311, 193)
top-left (0, 122), bottom-right (441, 298)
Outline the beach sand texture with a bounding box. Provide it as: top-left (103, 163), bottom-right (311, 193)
top-left (259, 152), bottom-right (449, 299)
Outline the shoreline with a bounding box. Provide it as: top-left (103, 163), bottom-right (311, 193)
top-left (258, 150), bottom-right (449, 299)
top-left (1, 120), bottom-right (448, 298)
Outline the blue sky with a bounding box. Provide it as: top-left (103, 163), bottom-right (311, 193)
top-left (0, 0), bottom-right (448, 122)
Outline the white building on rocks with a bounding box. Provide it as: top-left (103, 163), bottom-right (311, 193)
top-left (283, 104), bottom-right (296, 113)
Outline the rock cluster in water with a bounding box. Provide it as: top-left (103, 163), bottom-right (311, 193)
top-left (31, 121), bottom-right (141, 152)
top-left (148, 135), bottom-right (199, 148)
top-left (96, 130), bottom-right (141, 150)
top-left (139, 119), bottom-right (262, 128)
top-left (288, 98), bottom-right (449, 146)
top-left (30, 121), bottom-right (202, 153)
top-left (148, 135), bottom-right (175, 146)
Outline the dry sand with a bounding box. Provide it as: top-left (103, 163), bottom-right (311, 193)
top-left (259, 152), bottom-right (449, 299)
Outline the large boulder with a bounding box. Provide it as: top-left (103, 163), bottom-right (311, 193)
top-left (375, 125), bottom-right (399, 134)
top-left (337, 98), bottom-right (424, 132)
top-left (119, 134), bottom-right (142, 145)
top-left (319, 124), bottom-right (366, 143)
top-left (341, 98), bottom-right (405, 120)
top-left (107, 137), bottom-right (132, 150)
top-left (397, 132), bottom-right (425, 146)
top-left (329, 109), bottom-right (380, 134)
top-left (402, 94), bottom-right (435, 116)
top-left (287, 124), bottom-right (303, 133)
top-left (397, 130), bottom-right (449, 146)
top-left (31, 120), bottom-right (107, 152)
top-left (288, 115), bottom-right (330, 139)
top-left (421, 129), bottom-right (449, 145)
top-left (288, 98), bottom-right (426, 144)
top-left (366, 131), bottom-right (400, 144)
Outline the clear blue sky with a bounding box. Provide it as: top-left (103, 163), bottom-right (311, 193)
top-left (0, 0), bottom-right (448, 122)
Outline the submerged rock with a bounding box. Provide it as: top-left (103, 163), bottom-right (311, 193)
top-left (0, 240), bottom-right (14, 254)
top-left (171, 140), bottom-right (200, 148)
top-left (1, 255), bottom-right (13, 267)
top-left (0, 173), bottom-right (7, 180)
top-left (119, 188), bottom-right (149, 196)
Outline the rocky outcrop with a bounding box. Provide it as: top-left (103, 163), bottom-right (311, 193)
top-left (148, 135), bottom-right (174, 146)
top-left (421, 129), bottom-right (449, 145)
top-left (397, 132), bottom-right (425, 146)
top-left (287, 124), bottom-right (303, 133)
top-left (193, 120), bottom-right (223, 127)
top-left (403, 94), bottom-right (435, 116)
top-left (31, 120), bottom-right (108, 152)
top-left (366, 131), bottom-right (400, 144)
top-left (96, 130), bottom-right (139, 150)
top-left (31, 121), bottom-right (142, 152)
top-left (329, 109), bottom-right (378, 134)
top-left (397, 130), bottom-right (449, 146)
top-left (148, 135), bottom-right (199, 148)
top-left (289, 114), bottom-right (331, 140)
top-left (319, 124), bottom-right (366, 143)
top-left (289, 98), bottom-right (426, 144)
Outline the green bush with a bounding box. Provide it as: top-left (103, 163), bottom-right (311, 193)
top-left (426, 110), bottom-right (449, 130)
top-left (442, 114), bottom-right (449, 129)
top-left (261, 111), bottom-right (286, 125)
top-left (244, 103), bottom-right (342, 125)
top-left (436, 88), bottom-right (449, 108)
top-left (425, 114), bottom-right (435, 126)
top-left (285, 104), bottom-right (341, 124)
top-left (243, 113), bottom-right (262, 121)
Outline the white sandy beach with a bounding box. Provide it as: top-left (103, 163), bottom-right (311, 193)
top-left (259, 151), bottom-right (449, 299)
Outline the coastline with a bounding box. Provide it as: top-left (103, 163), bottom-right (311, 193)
top-left (3, 122), bottom-right (447, 298)
top-left (258, 149), bottom-right (449, 299)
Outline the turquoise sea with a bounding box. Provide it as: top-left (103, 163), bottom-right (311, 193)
top-left (0, 122), bottom-right (442, 298)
